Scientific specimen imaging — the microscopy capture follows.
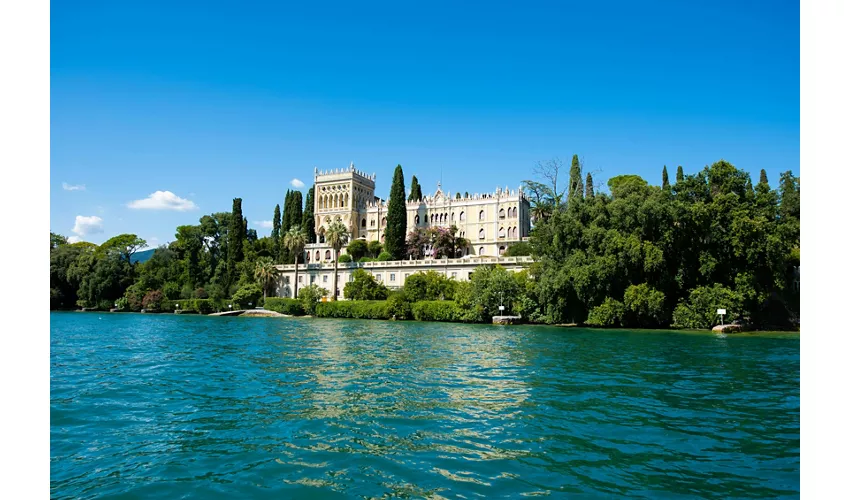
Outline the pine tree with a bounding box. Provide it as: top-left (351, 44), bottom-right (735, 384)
top-left (569, 154), bottom-right (583, 204)
top-left (759, 169), bottom-right (769, 186)
top-left (676, 165), bottom-right (684, 184)
top-left (272, 204), bottom-right (281, 243)
top-left (227, 198), bottom-right (245, 287)
top-left (303, 186), bottom-right (316, 244)
top-left (662, 165), bottom-right (670, 189)
top-left (408, 175), bottom-right (422, 202)
top-left (585, 173), bottom-right (594, 198)
top-left (384, 164), bottom-right (407, 260)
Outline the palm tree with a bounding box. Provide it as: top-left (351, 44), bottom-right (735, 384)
top-left (283, 226), bottom-right (307, 299)
top-left (324, 220), bottom-right (350, 300)
top-left (253, 257), bottom-right (277, 301)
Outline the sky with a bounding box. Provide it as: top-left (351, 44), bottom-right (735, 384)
top-left (50, 0), bottom-right (800, 246)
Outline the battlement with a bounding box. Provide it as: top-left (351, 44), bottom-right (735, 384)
top-left (314, 162), bottom-right (376, 184)
top-left (404, 185), bottom-right (526, 205)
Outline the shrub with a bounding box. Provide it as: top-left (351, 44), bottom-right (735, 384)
top-left (623, 283), bottom-right (666, 327)
top-left (346, 240), bottom-right (368, 261)
top-left (586, 298), bottom-right (625, 327)
top-left (673, 284), bottom-right (743, 329)
top-left (315, 300), bottom-right (391, 320)
top-left (142, 290), bottom-right (165, 312)
top-left (194, 287), bottom-right (209, 299)
top-left (403, 271), bottom-right (457, 302)
top-left (338, 254), bottom-right (352, 263)
top-left (163, 282), bottom-right (181, 300)
top-left (387, 290), bottom-right (413, 320)
top-left (411, 300), bottom-right (465, 322)
top-left (367, 241), bottom-right (383, 258)
top-left (358, 257), bottom-right (376, 263)
top-left (264, 297), bottom-right (306, 316)
top-left (172, 299), bottom-right (196, 313)
top-left (504, 242), bottom-right (532, 257)
top-left (344, 269), bottom-right (389, 300)
top-left (193, 299), bottom-right (219, 314)
top-left (232, 283), bottom-right (262, 309)
top-left (299, 284), bottom-right (328, 315)
top-left (123, 284), bottom-right (145, 311)
top-left (115, 297), bottom-right (129, 311)
top-left (377, 251), bottom-right (392, 261)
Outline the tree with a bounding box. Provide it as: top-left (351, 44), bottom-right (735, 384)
top-left (676, 165), bottom-right (684, 184)
top-left (384, 164), bottom-right (407, 260)
top-left (283, 227), bottom-right (307, 299)
top-left (51, 232), bottom-right (68, 250)
top-left (299, 284), bottom-right (328, 315)
top-left (662, 166), bottom-right (670, 189)
top-left (346, 239), bottom-right (368, 261)
top-left (325, 220), bottom-right (350, 300)
top-left (344, 269), bottom-right (389, 300)
top-left (585, 173), bottom-right (594, 198)
top-left (403, 271), bottom-right (457, 302)
top-left (272, 204), bottom-right (281, 245)
top-left (101, 234), bottom-right (147, 264)
top-left (367, 241), bottom-right (383, 258)
top-left (759, 169), bottom-right (769, 186)
top-left (408, 175), bottom-right (423, 202)
top-left (253, 257), bottom-right (277, 300)
top-left (290, 191), bottom-right (304, 230)
top-left (232, 283), bottom-right (262, 309)
top-left (304, 186), bottom-right (316, 244)
top-left (227, 198), bottom-right (245, 287)
top-left (569, 154), bottom-right (584, 204)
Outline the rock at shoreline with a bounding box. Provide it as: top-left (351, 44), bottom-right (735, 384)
top-left (712, 324), bottom-right (743, 333)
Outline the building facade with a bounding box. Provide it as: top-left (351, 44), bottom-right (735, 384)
top-left (307, 163), bottom-right (532, 263)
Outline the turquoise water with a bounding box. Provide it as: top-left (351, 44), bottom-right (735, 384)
top-left (51, 312), bottom-right (799, 499)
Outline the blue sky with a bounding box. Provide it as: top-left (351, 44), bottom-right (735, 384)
top-left (50, 0), bottom-right (799, 246)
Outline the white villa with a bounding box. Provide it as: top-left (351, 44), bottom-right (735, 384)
top-left (275, 163), bottom-right (534, 299)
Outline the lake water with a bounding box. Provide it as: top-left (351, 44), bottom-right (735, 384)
top-left (50, 312), bottom-right (800, 499)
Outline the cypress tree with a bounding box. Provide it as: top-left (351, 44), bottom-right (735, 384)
top-left (759, 169), bottom-right (769, 186)
top-left (304, 186), bottom-right (316, 244)
top-left (272, 204), bottom-right (281, 243)
top-left (585, 173), bottom-right (594, 198)
top-left (662, 165), bottom-right (670, 189)
top-left (384, 164), bottom-right (407, 260)
top-left (227, 198), bottom-right (245, 286)
top-left (676, 165), bottom-right (684, 184)
top-left (291, 191), bottom-right (303, 229)
top-left (569, 154), bottom-right (583, 204)
top-left (281, 190), bottom-right (292, 232)
top-left (408, 175), bottom-right (422, 202)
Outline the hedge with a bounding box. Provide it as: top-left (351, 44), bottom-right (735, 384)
top-left (315, 300), bottom-right (391, 320)
top-left (170, 298), bottom-right (227, 314)
top-left (264, 297), bottom-right (306, 316)
top-left (411, 300), bottom-right (465, 322)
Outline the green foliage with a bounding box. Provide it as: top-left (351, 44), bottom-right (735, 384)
top-left (367, 241), bottom-right (383, 258)
top-left (303, 186), bottom-right (316, 244)
top-left (346, 240), bottom-right (368, 261)
top-left (162, 281), bottom-right (180, 300)
top-left (338, 254), bottom-right (352, 263)
top-left (403, 271), bottom-right (457, 302)
top-left (315, 300), bottom-right (391, 320)
top-left (386, 290), bottom-right (413, 320)
top-left (586, 298), bottom-right (625, 327)
top-left (344, 269), bottom-right (389, 300)
top-left (469, 265), bottom-right (521, 320)
top-left (142, 290), bottom-right (166, 312)
top-left (227, 198), bottom-right (245, 287)
top-left (504, 242), bottom-right (532, 257)
top-left (672, 284), bottom-right (743, 329)
top-left (100, 234), bottom-right (147, 264)
top-left (358, 257), bottom-right (376, 263)
top-left (298, 284), bottom-right (328, 315)
top-left (411, 301), bottom-right (465, 322)
top-left (115, 297), bottom-right (129, 311)
top-left (408, 175), bottom-right (423, 201)
top-left (662, 166), bottom-right (670, 189)
top-left (676, 165), bottom-right (684, 184)
top-left (264, 297), bottom-right (306, 315)
top-left (232, 283), bottom-right (262, 309)
top-left (377, 251), bottom-right (392, 261)
top-left (607, 175), bottom-right (649, 198)
top-left (51, 232), bottom-right (68, 249)
top-left (569, 154), bottom-right (584, 204)
top-left (272, 204), bottom-right (281, 243)
top-left (384, 164), bottom-right (408, 260)
top-left (623, 283), bottom-right (666, 327)
top-left (253, 257), bottom-right (277, 298)
top-left (585, 173), bottom-right (594, 198)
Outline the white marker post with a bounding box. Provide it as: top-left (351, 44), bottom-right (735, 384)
top-left (717, 308), bottom-right (726, 326)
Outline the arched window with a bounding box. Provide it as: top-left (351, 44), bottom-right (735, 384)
top-left (315, 250), bottom-right (320, 261)
top-left (478, 228), bottom-right (485, 239)
top-left (325, 250), bottom-right (331, 260)
top-left (361, 218), bottom-right (366, 228)
top-left (459, 211), bottom-right (465, 221)
top-left (499, 246), bottom-right (506, 255)
top-left (415, 215), bottom-right (420, 225)
top-left (451, 212), bottom-right (455, 221)
top-left (371, 219), bottom-right (375, 227)
top-left (479, 210), bottom-right (485, 221)
top-left (478, 246), bottom-right (484, 255)
top-left (444, 213), bottom-right (448, 223)
top-left (499, 208), bottom-right (505, 219)
top-left (319, 234), bottom-right (325, 243)
top-left (306, 253), bottom-right (310, 263)
top-left (381, 217), bottom-right (387, 227)
top-left (513, 207), bottom-right (518, 217)
top-left (498, 227), bottom-right (505, 238)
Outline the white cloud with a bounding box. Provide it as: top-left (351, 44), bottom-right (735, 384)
top-left (67, 236), bottom-right (82, 244)
top-left (63, 182), bottom-right (86, 191)
top-left (290, 178), bottom-right (305, 188)
top-left (72, 215), bottom-right (104, 236)
top-left (127, 191), bottom-right (198, 211)
top-left (255, 220), bottom-right (273, 229)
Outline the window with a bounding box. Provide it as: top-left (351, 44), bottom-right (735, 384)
top-left (319, 234), bottom-right (325, 243)
top-left (371, 219), bottom-right (375, 227)
top-left (478, 228), bottom-right (485, 239)
top-left (315, 250), bottom-right (320, 261)
top-left (284, 276), bottom-right (290, 284)
top-left (499, 208), bottom-right (505, 219)
top-left (479, 210), bottom-right (485, 221)
top-left (298, 276), bottom-right (303, 283)
top-left (478, 247), bottom-right (484, 255)
top-left (451, 212), bottom-right (455, 221)
top-left (415, 215), bottom-right (420, 225)
top-left (498, 227), bottom-right (505, 238)
top-left (310, 275), bottom-right (315, 283)
top-left (381, 217), bottom-right (387, 227)
top-left (460, 211), bottom-right (465, 221)
top-left (513, 207), bottom-right (518, 218)
top-left (451, 272), bottom-right (457, 278)
top-left (325, 250), bottom-right (331, 260)
top-left (361, 218), bottom-right (366, 228)
top-left (499, 246), bottom-right (506, 255)
top-left (323, 275), bottom-right (328, 283)
top-left (376, 274), bottom-right (383, 282)
top-left (390, 273), bottom-right (396, 282)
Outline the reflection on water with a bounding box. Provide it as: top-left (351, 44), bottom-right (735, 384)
top-left (51, 313), bottom-right (799, 499)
